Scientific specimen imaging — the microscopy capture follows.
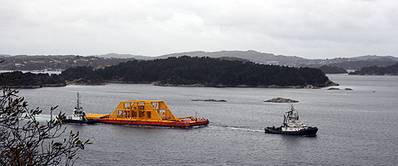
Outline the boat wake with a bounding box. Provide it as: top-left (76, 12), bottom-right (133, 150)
top-left (210, 123), bottom-right (263, 133)
top-left (224, 126), bottom-right (264, 133)
top-left (34, 114), bottom-right (55, 122)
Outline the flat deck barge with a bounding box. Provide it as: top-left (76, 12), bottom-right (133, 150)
top-left (86, 100), bottom-right (209, 128)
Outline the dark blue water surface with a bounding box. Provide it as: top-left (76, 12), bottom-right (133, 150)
top-left (20, 74), bottom-right (398, 165)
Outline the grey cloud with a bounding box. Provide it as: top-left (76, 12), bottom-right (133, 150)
top-left (0, 0), bottom-right (397, 58)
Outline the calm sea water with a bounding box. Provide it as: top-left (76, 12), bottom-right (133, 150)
top-left (19, 74), bottom-right (398, 166)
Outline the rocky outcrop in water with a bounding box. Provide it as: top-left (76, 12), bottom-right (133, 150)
top-left (192, 99), bottom-right (227, 102)
top-left (327, 87), bottom-right (353, 91)
top-left (264, 97), bottom-right (298, 103)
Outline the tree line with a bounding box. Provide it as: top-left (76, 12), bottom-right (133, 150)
top-left (0, 71), bottom-right (65, 88)
top-left (62, 56), bottom-right (334, 87)
top-left (1, 56), bottom-right (336, 88)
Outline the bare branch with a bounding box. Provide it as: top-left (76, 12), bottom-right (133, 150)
top-left (0, 87), bottom-right (90, 165)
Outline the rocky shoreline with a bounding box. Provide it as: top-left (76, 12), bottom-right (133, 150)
top-left (153, 81), bottom-right (338, 89)
top-left (2, 83), bottom-right (66, 89)
top-left (6, 81), bottom-right (340, 89)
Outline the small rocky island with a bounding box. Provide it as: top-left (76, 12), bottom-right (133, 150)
top-left (192, 99), bottom-right (227, 102)
top-left (264, 97), bottom-right (299, 103)
top-left (327, 87), bottom-right (353, 91)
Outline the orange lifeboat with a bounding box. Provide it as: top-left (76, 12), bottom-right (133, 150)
top-left (85, 100), bottom-right (209, 128)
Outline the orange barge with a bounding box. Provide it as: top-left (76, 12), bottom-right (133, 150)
top-left (85, 100), bottom-right (209, 128)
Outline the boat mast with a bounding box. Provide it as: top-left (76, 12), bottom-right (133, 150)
top-left (283, 114), bottom-right (287, 126)
top-left (287, 105), bottom-right (299, 121)
top-left (76, 92), bottom-right (80, 110)
top-left (75, 92), bottom-right (82, 111)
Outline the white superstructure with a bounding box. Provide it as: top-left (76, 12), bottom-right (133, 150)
top-left (281, 105), bottom-right (307, 132)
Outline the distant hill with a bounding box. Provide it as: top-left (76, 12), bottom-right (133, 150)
top-left (1, 51), bottom-right (397, 72)
top-left (97, 53), bottom-right (152, 60)
top-left (0, 55), bottom-right (134, 71)
top-left (324, 59), bottom-right (397, 71)
top-left (217, 56), bottom-right (251, 63)
top-left (126, 50), bottom-right (398, 70)
top-left (157, 50), bottom-right (311, 66)
top-left (61, 56), bottom-right (337, 88)
top-left (349, 63), bottom-right (398, 75)
top-left (318, 65), bottom-right (347, 74)
top-left (351, 55), bottom-right (398, 61)
top-left (0, 54), bottom-right (9, 63)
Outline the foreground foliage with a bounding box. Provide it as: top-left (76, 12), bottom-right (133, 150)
top-left (0, 88), bottom-right (89, 166)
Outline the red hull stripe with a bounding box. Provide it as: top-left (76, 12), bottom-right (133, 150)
top-left (95, 119), bottom-right (209, 128)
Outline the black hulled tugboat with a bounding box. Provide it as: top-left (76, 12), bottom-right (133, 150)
top-left (264, 105), bottom-right (318, 137)
top-left (60, 92), bottom-right (96, 124)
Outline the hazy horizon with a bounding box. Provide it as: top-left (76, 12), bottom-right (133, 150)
top-left (1, 0), bottom-right (397, 59)
top-left (1, 50), bottom-right (398, 60)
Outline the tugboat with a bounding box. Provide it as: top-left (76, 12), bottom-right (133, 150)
top-left (85, 100), bottom-right (209, 128)
top-left (264, 105), bottom-right (318, 136)
top-left (61, 92), bottom-right (96, 124)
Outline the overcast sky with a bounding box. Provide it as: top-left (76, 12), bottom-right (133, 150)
top-left (0, 0), bottom-right (397, 58)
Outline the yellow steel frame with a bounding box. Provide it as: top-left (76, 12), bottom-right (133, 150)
top-left (101, 100), bottom-right (180, 121)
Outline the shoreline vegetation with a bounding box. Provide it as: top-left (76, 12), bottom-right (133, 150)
top-left (318, 65), bottom-right (347, 74)
top-left (0, 71), bottom-right (66, 89)
top-left (1, 56), bottom-right (338, 89)
top-left (349, 63), bottom-right (398, 75)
